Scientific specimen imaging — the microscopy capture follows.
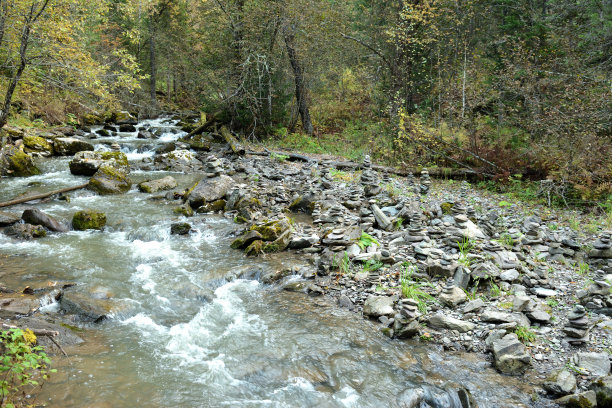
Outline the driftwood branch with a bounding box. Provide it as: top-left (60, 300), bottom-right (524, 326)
top-left (184, 111), bottom-right (222, 139)
top-left (0, 183), bottom-right (88, 208)
top-left (1, 323), bottom-right (68, 357)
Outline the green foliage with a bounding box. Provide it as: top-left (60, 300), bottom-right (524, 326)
top-left (394, 217), bottom-right (404, 230)
top-left (363, 259), bottom-right (383, 273)
top-left (357, 232), bottom-right (380, 250)
top-left (498, 201), bottom-right (512, 208)
top-left (489, 281), bottom-right (501, 298)
top-left (400, 264), bottom-right (434, 313)
top-left (0, 328), bottom-right (55, 407)
top-left (457, 237), bottom-right (474, 267)
top-left (514, 326), bottom-right (537, 344)
top-left (270, 152), bottom-right (290, 163)
top-left (497, 233), bottom-right (515, 248)
top-left (546, 298), bottom-right (560, 309)
top-left (576, 262), bottom-right (590, 276)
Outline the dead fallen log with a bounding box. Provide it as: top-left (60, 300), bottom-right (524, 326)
top-left (246, 148), bottom-right (489, 180)
top-left (2, 323), bottom-right (58, 337)
top-left (184, 111), bottom-right (222, 139)
top-left (221, 126), bottom-right (245, 155)
top-left (0, 183), bottom-right (88, 208)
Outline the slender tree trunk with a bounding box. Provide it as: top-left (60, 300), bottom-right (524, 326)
top-left (0, 0), bottom-right (7, 48)
top-left (282, 23), bottom-right (313, 135)
top-left (0, 22), bottom-right (31, 129)
top-left (461, 43), bottom-right (467, 119)
top-left (148, 18), bottom-right (157, 108)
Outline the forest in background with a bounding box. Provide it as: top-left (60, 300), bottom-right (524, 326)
top-left (0, 0), bottom-right (610, 206)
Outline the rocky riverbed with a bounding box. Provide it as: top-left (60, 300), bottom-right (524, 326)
top-left (1, 113), bottom-right (612, 407)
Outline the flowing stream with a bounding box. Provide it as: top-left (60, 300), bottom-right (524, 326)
top-left (0, 119), bottom-right (541, 407)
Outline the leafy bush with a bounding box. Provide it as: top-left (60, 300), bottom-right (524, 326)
top-left (0, 328), bottom-right (55, 407)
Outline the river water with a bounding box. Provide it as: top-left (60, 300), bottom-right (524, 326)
top-left (0, 119), bottom-right (541, 407)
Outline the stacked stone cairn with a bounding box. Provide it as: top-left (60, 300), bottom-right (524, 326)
top-left (204, 155), bottom-right (223, 177)
top-left (419, 168), bottom-right (432, 195)
top-left (360, 155), bottom-right (381, 197)
top-left (562, 305), bottom-right (590, 346)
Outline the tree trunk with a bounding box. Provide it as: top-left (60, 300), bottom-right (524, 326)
top-left (148, 18), bottom-right (157, 108)
top-left (282, 24), bottom-right (314, 135)
top-left (0, 21), bottom-right (31, 129)
top-left (0, 0), bottom-right (7, 48)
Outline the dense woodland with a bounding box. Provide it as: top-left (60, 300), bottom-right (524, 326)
top-left (1, 0), bottom-right (611, 204)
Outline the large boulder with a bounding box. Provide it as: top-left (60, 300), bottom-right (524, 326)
top-left (23, 135), bottom-right (53, 156)
top-left (571, 352), bottom-right (611, 377)
top-left (0, 145), bottom-right (41, 176)
top-left (187, 175), bottom-right (234, 208)
top-left (110, 110), bottom-right (136, 124)
top-left (544, 369), bottom-right (577, 396)
top-left (72, 210), bottom-right (107, 230)
top-left (363, 295), bottom-right (395, 317)
top-left (555, 391), bottom-right (597, 408)
top-left (21, 209), bottom-right (68, 232)
top-left (138, 176), bottom-right (177, 193)
top-left (53, 137), bottom-right (94, 156)
top-left (492, 333), bottom-right (532, 375)
top-left (60, 291), bottom-right (112, 323)
top-left (69, 151), bottom-right (128, 176)
top-left (87, 165), bottom-right (132, 195)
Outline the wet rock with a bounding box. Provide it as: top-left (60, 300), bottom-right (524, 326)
top-left (0, 211), bottom-right (21, 226)
top-left (363, 295), bottom-right (395, 317)
top-left (0, 145), bottom-right (41, 176)
top-left (69, 151), bottom-right (128, 176)
top-left (60, 291), bottom-right (112, 323)
top-left (118, 123), bottom-right (136, 132)
top-left (261, 269), bottom-right (293, 284)
top-left (4, 223), bottom-right (46, 239)
top-left (170, 222), bottom-right (192, 235)
top-left (231, 230), bottom-right (264, 249)
top-left (110, 110), bottom-right (135, 123)
top-left (187, 175), bottom-right (234, 208)
top-left (173, 204), bottom-right (193, 217)
top-left (571, 352), bottom-right (611, 377)
top-left (22, 208), bottom-right (68, 232)
top-left (555, 390), bottom-right (597, 407)
top-left (53, 137), bottom-right (94, 155)
top-left (589, 376), bottom-right (612, 407)
top-left (544, 369), bottom-right (577, 396)
top-left (72, 210), bottom-right (107, 230)
top-left (87, 165), bottom-right (132, 195)
top-left (23, 134), bottom-right (53, 156)
top-left (14, 317), bottom-right (84, 350)
top-left (427, 313), bottom-right (475, 333)
top-left (245, 240), bottom-right (264, 257)
top-left (396, 387), bottom-right (425, 407)
top-left (492, 333), bottom-right (532, 375)
top-left (288, 234), bottom-right (319, 249)
top-left (338, 295), bottom-right (354, 310)
top-left (0, 295), bottom-right (40, 316)
top-left (138, 176), bottom-right (178, 193)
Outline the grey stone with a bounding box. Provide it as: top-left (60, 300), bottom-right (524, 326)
top-left (572, 352), bottom-right (611, 377)
top-left (21, 209), bottom-right (68, 232)
top-left (555, 391), bottom-right (597, 407)
top-left (138, 176), bottom-right (178, 193)
top-left (544, 370), bottom-right (577, 396)
top-left (500, 269), bottom-right (520, 282)
top-left (371, 204), bottom-right (392, 230)
top-left (427, 313), bottom-right (475, 333)
top-left (188, 175), bottom-right (234, 208)
top-left (589, 376), bottom-right (612, 407)
top-left (0, 211), bottom-right (21, 226)
top-left (463, 298), bottom-right (486, 313)
top-left (492, 333), bottom-right (532, 375)
top-left (439, 286), bottom-right (467, 307)
top-left (363, 295), bottom-right (395, 317)
top-left (53, 137), bottom-right (94, 155)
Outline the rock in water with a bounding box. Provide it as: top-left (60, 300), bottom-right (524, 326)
top-left (53, 137), bottom-right (94, 156)
top-left (170, 222), bottom-right (191, 235)
top-left (21, 208), bottom-right (68, 232)
top-left (0, 211), bottom-right (21, 226)
top-left (23, 135), bottom-right (53, 156)
top-left (492, 333), bottom-right (532, 375)
top-left (72, 210), bottom-right (107, 230)
top-left (87, 165), bottom-right (132, 195)
top-left (138, 176), bottom-right (178, 193)
top-left (0, 145), bottom-right (41, 177)
top-left (187, 175), bottom-right (235, 209)
top-left (4, 224), bottom-right (47, 239)
top-left (69, 151), bottom-right (128, 176)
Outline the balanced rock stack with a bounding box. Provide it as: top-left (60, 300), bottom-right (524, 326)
top-left (589, 232), bottom-right (612, 259)
top-left (522, 222), bottom-right (544, 245)
top-left (360, 155), bottom-right (381, 197)
top-left (405, 212), bottom-right (426, 243)
top-left (393, 299), bottom-right (421, 339)
top-left (562, 305), bottom-right (590, 346)
top-left (320, 162), bottom-right (333, 190)
top-left (419, 168), bottom-right (432, 195)
top-left (204, 155), bottom-right (223, 177)
top-left (110, 143), bottom-right (121, 152)
top-left (343, 186), bottom-right (362, 210)
top-left (382, 171), bottom-right (391, 184)
top-left (439, 278), bottom-right (467, 307)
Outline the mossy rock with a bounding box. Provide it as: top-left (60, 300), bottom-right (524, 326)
top-left (0, 145), bottom-right (41, 177)
top-left (196, 199), bottom-right (226, 213)
top-left (234, 215), bottom-right (248, 224)
top-left (110, 111), bottom-right (135, 123)
top-left (87, 165), bottom-right (132, 195)
top-left (72, 210), bottom-right (107, 230)
top-left (81, 113), bottom-right (102, 125)
top-left (23, 135), bottom-right (53, 155)
top-left (99, 151), bottom-right (129, 167)
top-left (173, 204), bottom-right (194, 217)
top-left (250, 219), bottom-right (290, 241)
top-left (179, 134), bottom-right (211, 151)
top-left (231, 230), bottom-right (263, 249)
top-left (441, 202), bottom-right (454, 214)
top-left (245, 240), bottom-right (264, 257)
top-left (288, 193), bottom-right (316, 214)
